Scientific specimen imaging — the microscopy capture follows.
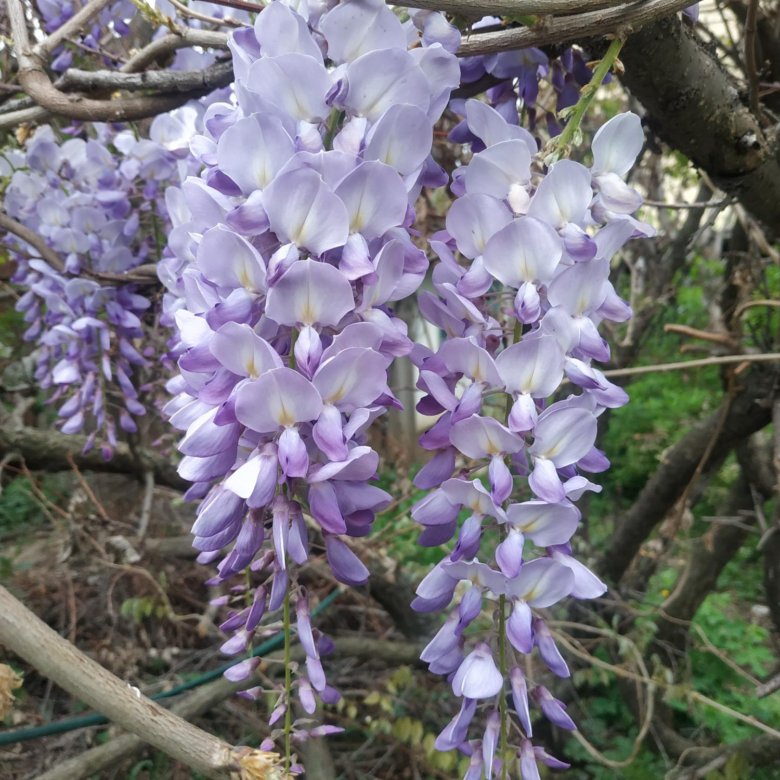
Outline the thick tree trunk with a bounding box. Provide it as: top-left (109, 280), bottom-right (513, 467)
top-left (765, 400), bottom-right (780, 635)
top-left (0, 415), bottom-right (186, 490)
top-left (654, 470), bottom-right (754, 655)
top-left (597, 366), bottom-right (776, 584)
top-left (619, 14), bottom-right (780, 235)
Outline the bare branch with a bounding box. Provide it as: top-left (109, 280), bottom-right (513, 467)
top-left (166, 0), bottom-right (249, 27)
top-left (654, 466), bottom-right (758, 655)
top-left (29, 636), bottom-right (423, 780)
top-left (1, 199), bottom-right (160, 283)
top-left (762, 399), bottom-right (780, 635)
top-left (603, 352), bottom-right (780, 379)
top-left (122, 30), bottom-right (229, 73)
top-left (745, 0), bottom-right (761, 115)
top-left (402, 0), bottom-right (623, 15)
top-left (457, 0), bottom-right (695, 56)
top-left (597, 365), bottom-right (777, 584)
top-left (614, 182), bottom-right (713, 368)
top-left (33, 674), bottom-right (247, 780)
top-left (197, 0), bottom-right (264, 12)
top-left (0, 414), bottom-right (187, 491)
top-left (14, 70), bottom-right (210, 123)
top-left (0, 62), bottom-right (233, 118)
top-left (643, 197), bottom-right (733, 209)
top-left (0, 105), bottom-right (49, 128)
top-left (6, 0), bottom-right (219, 123)
top-left (0, 209), bottom-right (66, 271)
top-left (0, 585), bottom-right (242, 779)
top-left (757, 672), bottom-right (780, 699)
top-left (60, 60), bottom-right (233, 94)
top-left (0, 28), bottom-right (230, 130)
top-left (734, 299), bottom-right (780, 321)
top-left (662, 323), bottom-right (738, 348)
top-left (667, 735), bottom-right (780, 780)
top-left (35, 0), bottom-right (113, 60)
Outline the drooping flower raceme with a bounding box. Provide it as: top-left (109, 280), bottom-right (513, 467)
top-left (160, 0), bottom-right (459, 749)
top-left (411, 103), bottom-right (651, 777)
top-left (10, 0), bottom-right (657, 771)
top-left (3, 114), bottom-right (199, 454)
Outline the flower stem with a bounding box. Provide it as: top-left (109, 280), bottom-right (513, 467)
top-left (498, 320), bottom-right (520, 776)
top-left (324, 109), bottom-right (345, 150)
top-left (283, 583), bottom-right (292, 770)
top-left (289, 328), bottom-right (297, 370)
top-left (498, 593), bottom-right (508, 780)
top-left (150, 212), bottom-right (163, 263)
top-left (548, 36), bottom-right (624, 160)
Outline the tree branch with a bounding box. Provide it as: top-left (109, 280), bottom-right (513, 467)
top-left (744, 0), bottom-right (761, 116)
top-left (34, 0), bottom-right (113, 60)
top-left (0, 585), bottom-right (247, 780)
top-left (597, 365), bottom-right (777, 584)
top-left (33, 674), bottom-right (249, 780)
top-left (0, 209), bottom-right (66, 271)
top-left (403, 0), bottom-right (624, 15)
top-left (0, 29), bottom-right (229, 133)
top-left (60, 60), bottom-right (233, 94)
top-left (0, 203), bottom-right (161, 283)
top-left (5, 0), bottom-right (221, 124)
top-left (619, 13), bottom-right (780, 235)
top-left (457, 0), bottom-right (694, 56)
top-left (603, 352), bottom-right (780, 378)
top-left (667, 735), bottom-right (780, 780)
top-left (613, 183), bottom-right (712, 368)
top-left (122, 30), bottom-right (229, 73)
top-left (0, 415), bottom-right (187, 491)
top-left (29, 635), bottom-right (422, 780)
top-left (13, 70), bottom-right (211, 124)
top-left (763, 399), bottom-right (780, 635)
top-left (167, 0), bottom-right (248, 27)
top-left (0, 105), bottom-right (50, 129)
top-left (190, 0), bottom-right (263, 12)
top-left (653, 464), bottom-right (759, 655)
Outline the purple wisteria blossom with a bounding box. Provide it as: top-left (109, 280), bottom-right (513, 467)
top-left (160, 0), bottom-right (460, 751)
top-left (19, 1), bottom-right (656, 772)
top-left (4, 113), bottom-right (199, 454)
top-left (452, 14), bottom-right (609, 141)
top-left (411, 104), bottom-right (651, 775)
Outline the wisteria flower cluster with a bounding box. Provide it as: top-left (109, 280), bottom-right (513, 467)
top-left (8, 0), bottom-right (655, 773)
top-left (409, 103), bottom-right (651, 777)
top-left (3, 113), bottom-right (198, 454)
top-left (159, 0), bottom-right (460, 754)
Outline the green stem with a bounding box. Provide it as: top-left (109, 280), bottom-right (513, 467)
top-left (289, 328), bottom-right (298, 370)
top-left (150, 212), bottom-right (163, 263)
top-left (283, 584), bottom-right (292, 770)
top-left (324, 109), bottom-right (345, 150)
top-left (498, 594), bottom-right (508, 780)
top-left (550, 37), bottom-right (624, 159)
top-left (498, 321), bottom-right (521, 776)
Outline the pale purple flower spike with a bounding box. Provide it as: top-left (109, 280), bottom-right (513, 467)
top-left (412, 95), bottom-right (648, 774)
